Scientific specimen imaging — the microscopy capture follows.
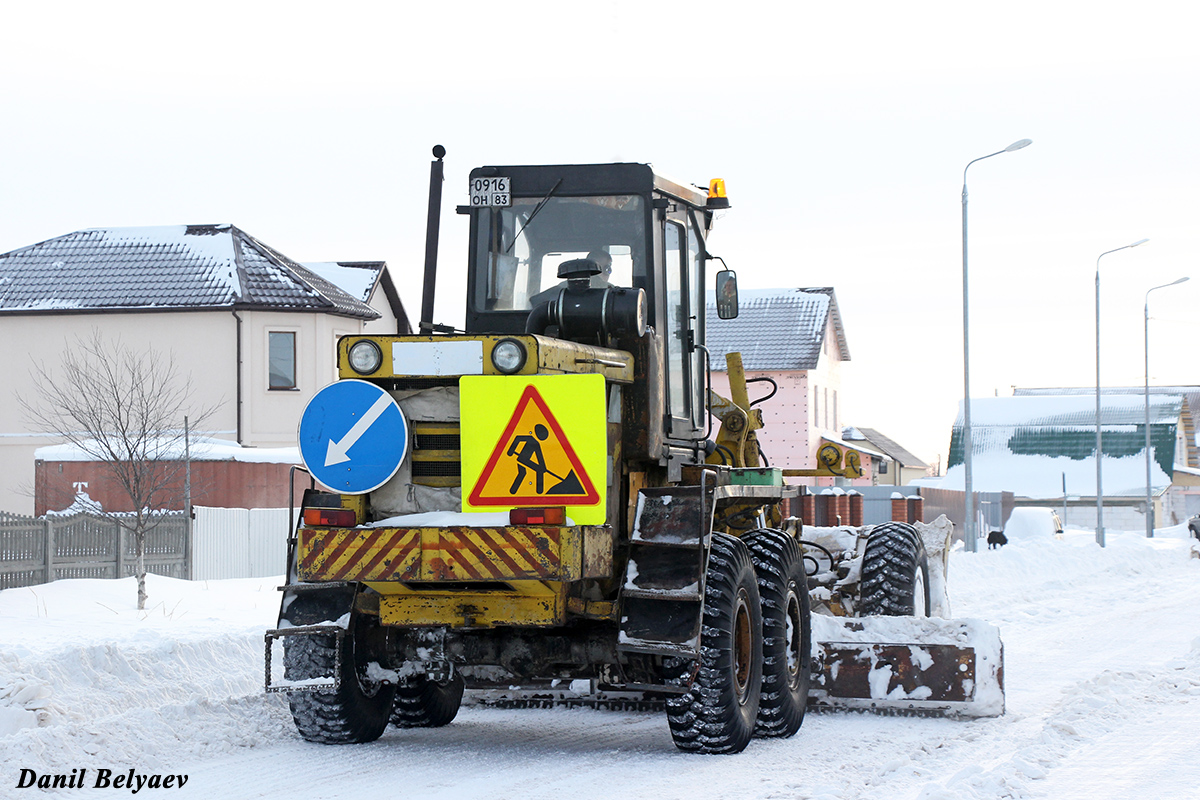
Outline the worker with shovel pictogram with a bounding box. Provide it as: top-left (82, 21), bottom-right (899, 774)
top-left (507, 424), bottom-right (551, 494)
top-left (506, 423), bottom-right (586, 496)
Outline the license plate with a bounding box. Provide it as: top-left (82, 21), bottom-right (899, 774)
top-left (470, 176), bottom-right (510, 207)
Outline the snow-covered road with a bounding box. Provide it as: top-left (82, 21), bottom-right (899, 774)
top-left (3, 521), bottom-right (1199, 800)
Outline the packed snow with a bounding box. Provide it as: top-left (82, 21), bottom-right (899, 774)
top-left (3, 526), bottom-right (1200, 799)
top-left (35, 438), bottom-right (301, 465)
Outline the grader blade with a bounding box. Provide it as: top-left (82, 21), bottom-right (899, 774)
top-left (809, 616), bottom-right (1004, 718)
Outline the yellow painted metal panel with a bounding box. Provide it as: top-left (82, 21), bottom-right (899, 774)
top-left (378, 581), bottom-right (564, 627)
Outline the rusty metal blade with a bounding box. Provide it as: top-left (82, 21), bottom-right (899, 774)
top-left (809, 616), bottom-right (1005, 718)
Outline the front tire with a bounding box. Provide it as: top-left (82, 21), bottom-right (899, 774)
top-left (742, 528), bottom-right (811, 738)
top-left (284, 602), bottom-right (396, 744)
top-left (666, 533), bottom-right (763, 754)
top-left (390, 673), bottom-right (465, 728)
top-left (859, 522), bottom-right (930, 617)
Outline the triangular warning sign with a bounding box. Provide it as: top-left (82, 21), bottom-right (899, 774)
top-left (468, 384), bottom-right (600, 507)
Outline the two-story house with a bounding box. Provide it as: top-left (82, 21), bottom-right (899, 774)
top-left (0, 223), bottom-right (408, 514)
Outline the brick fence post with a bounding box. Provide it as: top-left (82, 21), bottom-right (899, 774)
top-left (801, 494), bottom-right (816, 527)
top-left (848, 490), bottom-right (863, 527)
top-left (907, 495), bottom-right (924, 525)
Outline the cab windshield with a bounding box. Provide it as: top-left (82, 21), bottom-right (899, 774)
top-left (473, 195), bottom-right (646, 311)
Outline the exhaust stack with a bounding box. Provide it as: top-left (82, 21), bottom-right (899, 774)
top-left (419, 144), bottom-right (446, 333)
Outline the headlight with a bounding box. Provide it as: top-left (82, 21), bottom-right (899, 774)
top-left (348, 340), bottom-right (383, 374)
top-left (491, 338), bottom-right (527, 374)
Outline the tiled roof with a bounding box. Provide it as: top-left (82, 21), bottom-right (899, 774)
top-left (705, 287), bottom-right (849, 372)
top-left (0, 224), bottom-right (379, 319)
top-left (845, 427), bottom-right (929, 468)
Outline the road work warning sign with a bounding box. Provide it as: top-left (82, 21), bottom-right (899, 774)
top-left (461, 374), bottom-right (606, 524)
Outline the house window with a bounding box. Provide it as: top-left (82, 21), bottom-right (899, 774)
top-left (269, 331), bottom-right (296, 390)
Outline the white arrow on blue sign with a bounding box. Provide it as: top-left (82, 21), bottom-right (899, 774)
top-left (298, 379), bottom-right (408, 494)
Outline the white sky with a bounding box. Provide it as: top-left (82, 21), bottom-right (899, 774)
top-left (2, 1), bottom-right (1197, 469)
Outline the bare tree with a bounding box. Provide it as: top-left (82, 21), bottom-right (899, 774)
top-left (21, 330), bottom-right (220, 609)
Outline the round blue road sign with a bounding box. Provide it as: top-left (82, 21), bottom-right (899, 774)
top-left (298, 380), bottom-right (408, 494)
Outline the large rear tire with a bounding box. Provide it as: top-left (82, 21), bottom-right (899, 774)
top-left (284, 604), bottom-right (396, 744)
top-left (859, 522), bottom-right (930, 617)
top-left (742, 528), bottom-right (811, 738)
top-left (666, 533), bottom-right (763, 754)
top-left (390, 673), bottom-right (465, 728)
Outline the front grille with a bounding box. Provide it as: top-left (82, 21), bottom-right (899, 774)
top-left (410, 421), bottom-right (461, 487)
top-left (414, 432), bottom-right (460, 451)
top-left (412, 461), bottom-right (461, 477)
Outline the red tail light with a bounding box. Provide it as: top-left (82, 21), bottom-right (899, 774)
top-left (509, 507), bottom-right (566, 526)
top-left (303, 507), bottom-right (357, 527)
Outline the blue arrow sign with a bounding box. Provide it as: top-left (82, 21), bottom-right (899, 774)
top-left (298, 380), bottom-right (408, 494)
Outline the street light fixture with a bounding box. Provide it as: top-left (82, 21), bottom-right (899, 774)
top-left (1144, 276), bottom-right (1189, 538)
top-left (961, 138), bottom-right (1032, 552)
top-left (1094, 238), bottom-right (1150, 547)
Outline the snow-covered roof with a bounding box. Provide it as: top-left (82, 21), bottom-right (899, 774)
top-left (820, 432), bottom-right (886, 460)
top-left (844, 426), bottom-right (929, 469)
top-left (705, 287), bottom-right (849, 372)
top-left (1015, 386), bottom-right (1199, 468)
top-left (942, 394), bottom-right (1182, 498)
top-left (35, 437), bottom-right (301, 464)
top-left (0, 224), bottom-right (379, 320)
top-left (302, 261), bottom-right (383, 303)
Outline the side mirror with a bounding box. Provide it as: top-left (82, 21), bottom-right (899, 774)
top-left (715, 269), bottom-right (739, 320)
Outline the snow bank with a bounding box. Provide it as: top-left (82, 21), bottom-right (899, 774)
top-left (0, 575), bottom-right (290, 781)
top-left (1002, 507), bottom-right (1060, 541)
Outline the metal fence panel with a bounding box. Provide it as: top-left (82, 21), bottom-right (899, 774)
top-left (191, 506), bottom-right (291, 581)
top-left (850, 486), bottom-right (922, 525)
top-left (192, 506), bottom-right (251, 580)
top-left (247, 508), bottom-right (290, 578)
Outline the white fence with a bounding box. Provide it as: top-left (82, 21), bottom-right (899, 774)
top-left (191, 506), bottom-right (294, 580)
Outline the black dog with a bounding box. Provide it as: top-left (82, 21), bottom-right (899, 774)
top-left (987, 530), bottom-right (1008, 549)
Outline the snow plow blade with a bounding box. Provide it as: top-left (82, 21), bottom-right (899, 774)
top-left (809, 616), bottom-right (1004, 718)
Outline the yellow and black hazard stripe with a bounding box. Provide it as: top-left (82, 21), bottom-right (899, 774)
top-left (425, 527), bottom-right (562, 581)
top-left (299, 528), bottom-right (420, 582)
top-left (297, 526), bottom-right (580, 583)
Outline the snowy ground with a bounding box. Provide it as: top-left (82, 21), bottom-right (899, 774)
top-left (3, 516), bottom-right (1200, 800)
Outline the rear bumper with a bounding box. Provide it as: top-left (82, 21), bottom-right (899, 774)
top-left (296, 524), bottom-right (615, 629)
top-left (298, 524), bottom-right (614, 583)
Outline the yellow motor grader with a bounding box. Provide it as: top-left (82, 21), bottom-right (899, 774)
top-left (264, 149), bottom-right (1003, 753)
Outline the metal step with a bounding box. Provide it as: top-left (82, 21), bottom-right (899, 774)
top-left (616, 483), bottom-right (715, 668)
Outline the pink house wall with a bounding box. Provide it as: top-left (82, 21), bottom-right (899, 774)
top-left (708, 369), bottom-right (873, 487)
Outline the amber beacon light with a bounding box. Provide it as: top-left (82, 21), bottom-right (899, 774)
top-left (707, 178), bottom-right (730, 209)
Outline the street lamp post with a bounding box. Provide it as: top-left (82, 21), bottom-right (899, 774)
top-left (1144, 276), bottom-right (1189, 538)
top-left (1094, 238), bottom-right (1150, 547)
top-left (961, 138), bottom-right (1031, 552)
